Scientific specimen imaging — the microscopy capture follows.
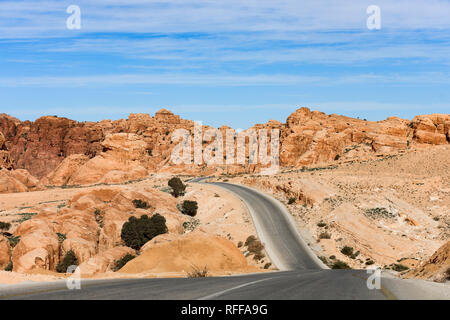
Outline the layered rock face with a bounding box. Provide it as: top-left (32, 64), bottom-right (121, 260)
top-left (0, 132), bottom-right (41, 193)
top-left (8, 186), bottom-right (187, 273)
top-left (278, 107), bottom-right (449, 167)
top-left (406, 241), bottom-right (450, 282)
top-left (1, 108), bottom-right (449, 182)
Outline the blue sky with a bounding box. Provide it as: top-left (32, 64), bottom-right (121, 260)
top-left (0, 0), bottom-right (449, 129)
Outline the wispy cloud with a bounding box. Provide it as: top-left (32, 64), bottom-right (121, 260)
top-left (0, 72), bottom-right (448, 88)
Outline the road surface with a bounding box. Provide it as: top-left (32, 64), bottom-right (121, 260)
top-left (0, 182), bottom-right (448, 300)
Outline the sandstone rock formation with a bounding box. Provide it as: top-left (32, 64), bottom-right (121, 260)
top-left (405, 241), bottom-right (450, 282)
top-left (2, 108), bottom-right (448, 180)
top-left (0, 235), bottom-right (11, 269)
top-left (0, 131), bottom-right (41, 193)
top-left (42, 133), bottom-right (151, 186)
top-left (0, 132), bottom-right (13, 170)
top-left (9, 186), bottom-right (186, 273)
top-left (78, 246), bottom-right (135, 275)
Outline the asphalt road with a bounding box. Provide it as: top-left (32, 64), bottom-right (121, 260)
top-left (0, 182), bottom-right (448, 300)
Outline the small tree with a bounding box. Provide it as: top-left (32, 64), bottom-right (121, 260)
top-left (168, 177), bottom-right (186, 197)
top-left (121, 214), bottom-right (168, 250)
top-left (56, 250), bottom-right (78, 273)
top-left (181, 200), bottom-right (198, 217)
top-left (341, 246), bottom-right (354, 256)
top-left (0, 221), bottom-right (11, 231)
top-left (132, 199), bottom-right (150, 209)
top-left (112, 254), bottom-right (136, 272)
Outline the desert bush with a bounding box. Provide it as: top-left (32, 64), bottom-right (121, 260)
top-left (350, 250), bottom-right (360, 259)
top-left (264, 263), bottom-right (272, 269)
top-left (168, 177), bottom-right (186, 197)
top-left (319, 256), bottom-right (328, 265)
top-left (121, 214), bottom-right (168, 250)
top-left (317, 222), bottom-right (327, 228)
top-left (253, 252), bottom-right (265, 261)
top-left (0, 221), bottom-right (11, 231)
top-left (181, 200), bottom-right (198, 217)
top-left (56, 233), bottom-right (66, 244)
top-left (445, 267), bottom-right (450, 280)
top-left (237, 241), bottom-right (243, 248)
top-left (365, 260), bottom-right (375, 265)
top-left (341, 246), bottom-right (354, 256)
top-left (329, 255), bottom-right (336, 260)
top-left (247, 239), bottom-right (264, 254)
top-left (391, 263), bottom-right (409, 272)
top-left (332, 260), bottom-right (350, 269)
top-left (4, 261), bottom-right (13, 272)
top-left (245, 235), bottom-right (257, 247)
top-left (132, 199), bottom-right (150, 209)
top-left (112, 254), bottom-right (136, 272)
top-left (288, 197), bottom-right (296, 205)
top-left (187, 265), bottom-right (208, 278)
top-left (319, 232), bottom-right (331, 240)
top-left (56, 250), bottom-right (78, 273)
top-left (8, 236), bottom-right (21, 248)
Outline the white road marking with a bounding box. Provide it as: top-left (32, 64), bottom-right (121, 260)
top-left (198, 277), bottom-right (274, 300)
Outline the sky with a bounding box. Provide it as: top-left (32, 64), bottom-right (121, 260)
top-left (0, 0), bottom-right (449, 129)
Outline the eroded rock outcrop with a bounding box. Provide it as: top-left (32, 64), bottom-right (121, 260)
top-left (0, 235), bottom-right (11, 269)
top-left (8, 186), bottom-right (186, 272)
top-left (405, 241), bottom-right (450, 282)
top-left (1, 108), bottom-right (449, 179)
top-left (0, 131), bottom-right (41, 193)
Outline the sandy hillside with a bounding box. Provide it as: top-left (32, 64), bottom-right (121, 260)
top-left (220, 145), bottom-right (449, 275)
top-left (0, 174), bottom-right (269, 284)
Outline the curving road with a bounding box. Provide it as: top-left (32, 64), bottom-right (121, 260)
top-left (0, 182), bottom-right (448, 300)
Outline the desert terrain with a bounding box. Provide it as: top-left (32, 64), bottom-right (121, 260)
top-left (0, 107), bottom-right (448, 284)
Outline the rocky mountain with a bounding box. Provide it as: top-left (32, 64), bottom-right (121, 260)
top-left (0, 108), bottom-right (448, 189)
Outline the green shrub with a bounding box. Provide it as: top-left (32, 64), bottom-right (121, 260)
top-left (56, 233), bottom-right (66, 244)
top-left (132, 199), bottom-right (150, 209)
top-left (247, 239), bottom-right (264, 254)
top-left (264, 263), bottom-right (272, 269)
top-left (317, 222), bottom-right (327, 228)
top-left (4, 261), bottom-right (13, 272)
top-left (350, 250), bottom-right (360, 259)
top-left (329, 255), bottom-right (336, 260)
top-left (56, 250), bottom-right (78, 273)
top-left (319, 232), bottom-right (331, 240)
top-left (181, 200), bottom-right (198, 217)
top-left (365, 260), bottom-right (375, 265)
top-left (288, 197), bottom-right (296, 205)
top-left (112, 254), bottom-right (136, 272)
top-left (8, 236), bottom-right (21, 248)
top-left (319, 256), bottom-right (328, 265)
top-left (0, 221), bottom-right (11, 231)
top-left (121, 214), bottom-right (168, 250)
top-left (245, 235), bottom-right (257, 247)
top-left (332, 260), bottom-right (350, 269)
top-left (341, 246), bottom-right (354, 256)
top-left (253, 252), bottom-right (265, 261)
top-left (168, 177), bottom-right (186, 197)
top-left (392, 264), bottom-right (409, 272)
top-left (237, 241), bottom-right (243, 248)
